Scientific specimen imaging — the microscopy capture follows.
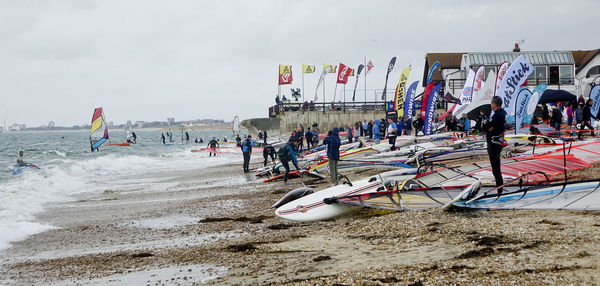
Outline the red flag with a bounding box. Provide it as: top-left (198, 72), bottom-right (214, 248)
top-left (420, 83), bottom-right (435, 119)
top-left (367, 60), bottom-right (374, 73)
top-left (279, 65), bottom-right (293, 85)
top-left (337, 63), bottom-right (352, 84)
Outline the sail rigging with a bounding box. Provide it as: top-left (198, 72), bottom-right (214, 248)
top-left (125, 120), bottom-right (134, 142)
top-left (90, 107), bottom-right (109, 151)
top-left (232, 116), bottom-right (240, 135)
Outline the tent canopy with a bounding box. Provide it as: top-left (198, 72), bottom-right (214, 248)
top-left (539, 89), bottom-right (577, 104)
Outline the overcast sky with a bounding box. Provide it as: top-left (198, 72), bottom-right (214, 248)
top-left (1, 0), bottom-right (598, 127)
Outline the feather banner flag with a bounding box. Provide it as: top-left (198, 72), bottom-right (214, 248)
top-left (302, 64), bottom-right (315, 74)
top-left (352, 64), bottom-right (365, 101)
top-left (404, 81), bottom-right (419, 120)
top-left (426, 61), bottom-right (440, 85)
top-left (494, 61), bottom-right (509, 97)
top-left (521, 84), bottom-right (548, 126)
top-left (424, 83), bottom-right (442, 135)
top-left (420, 82), bottom-right (435, 119)
top-left (314, 68), bottom-right (329, 101)
top-left (278, 65), bottom-right (293, 85)
top-left (453, 69), bottom-right (475, 116)
top-left (394, 67), bottom-right (411, 118)
top-left (591, 85), bottom-right (600, 117)
top-left (497, 55), bottom-right (534, 115)
top-left (381, 57), bottom-right (396, 100)
top-left (512, 87), bottom-right (532, 129)
top-left (337, 63), bottom-right (353, 84)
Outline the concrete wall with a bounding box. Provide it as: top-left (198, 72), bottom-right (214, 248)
top-left (242, 110), bottom-right (386, 135)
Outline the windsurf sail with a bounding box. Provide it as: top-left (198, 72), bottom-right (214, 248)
top-left (90, 107), bottom-right (109, 152)
top-left (125, 120), bottom-right (134, 142)
top-left (232, 116), bottom-right (240, 135)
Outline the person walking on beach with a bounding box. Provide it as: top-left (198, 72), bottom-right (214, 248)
top-left (262, 144), bottom-right (276, 166)
top-left (207, 137), bottom-right (219, 157)
top-left (323, 128), bottom-right (341, 184)
top-left (305, 127), bottom-right (314, 149)
top-left (373, 119), bottom-right (382, 144)
top-left (482, 96), bottom-right (507, 194)
top-left (241, 135), bottom-right (253, 173)
top-left (386, 118), bottom-right (398, 151)
top-left (578, 99), bottom-right (596, 139)
top-left (278, 138), bottom-right (301, 186)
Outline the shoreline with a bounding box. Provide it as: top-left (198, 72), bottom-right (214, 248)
top-left (1, 158), bottom-right (599, 285)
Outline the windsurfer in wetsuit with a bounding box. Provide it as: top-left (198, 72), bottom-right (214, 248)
top-left (263, 144), bottom-right (276, 166)
top-left (161, 133), bottom-right (166, 144)
top-left (132, 132), bottom-right (137, 144)
top-left (17, 151), bottom-right (28, 166)
top-left (241, 135), bottom-right (253, 173)
top-left (482, 96), bottom-right (507, 194)
top-left (278, 138), bottom-right (300, 186)
top-left (236, 135), bottom-right (242, 147)
top-left (207, 137), bottom-right (219, 157)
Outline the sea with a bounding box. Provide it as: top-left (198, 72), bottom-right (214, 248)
top-left (0, 129), bottom-right (241, 253)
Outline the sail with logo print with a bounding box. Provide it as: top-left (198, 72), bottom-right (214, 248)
top-left (90, 107), bottom-right (109, 152)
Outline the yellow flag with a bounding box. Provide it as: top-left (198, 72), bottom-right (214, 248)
top-left (279, 65), bottom-right (292, 74)
top-left (349, 69), bottom-right (355, 77)
top-left (323, 64), bottom-right (337, 73)
top-left (302, 64), bottom-right (315, 74)
top-left (395, 67), bottom-right (411, 118)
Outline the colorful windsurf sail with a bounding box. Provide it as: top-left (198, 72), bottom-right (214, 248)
top-left (90, 107), bottom-right (109, 152)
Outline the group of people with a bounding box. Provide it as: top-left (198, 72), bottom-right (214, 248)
top-left (160, 132), bottom-right (174, 144)
top-left (541, 99), bottom-right (596, 139)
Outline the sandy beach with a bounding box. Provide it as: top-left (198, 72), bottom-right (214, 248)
top-left (1, 157), bottom-right (599, 285)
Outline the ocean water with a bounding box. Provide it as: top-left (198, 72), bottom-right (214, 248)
top-left (0, 129), bottom-right (241, 253)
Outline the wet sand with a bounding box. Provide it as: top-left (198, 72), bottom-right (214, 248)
top-left (1, 158), bottom-right (599, 285)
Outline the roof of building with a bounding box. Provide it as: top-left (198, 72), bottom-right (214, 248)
top-left (572, 49), bottom-right (600, 73)
top-left (423, 49), bottom-right (600, 84)
top-left (467, 51), bottom-right (574, 66)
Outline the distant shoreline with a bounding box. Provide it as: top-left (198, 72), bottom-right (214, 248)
top-left (10, 125), bottom-right (236, 133)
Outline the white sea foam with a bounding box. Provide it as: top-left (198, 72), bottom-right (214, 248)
top-left (0, 144), bottom-right (241, 253)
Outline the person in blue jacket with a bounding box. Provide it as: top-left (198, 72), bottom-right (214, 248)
top-left (372, 120), bottom-right (382, 144)
top-left (241, 135), bottom-right (253, 173)
top-left (323, 128), bottom-right (341, 184)
top-left (278, 138), bottom-right (301, 185)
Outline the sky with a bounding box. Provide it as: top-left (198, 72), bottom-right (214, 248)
top-left (0, 0), bottom-right (598, 127)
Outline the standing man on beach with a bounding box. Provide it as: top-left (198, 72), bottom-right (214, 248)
top-left (323, 128), bottom-right (341, 184)
top-left (207, 137), bottom-right (219, 157)
top-left (482, 96), bottom-right (507, 194)
top-left (578, 99), bottom-right (596, 139)
top-left (241, 135), bottom-right (253, 173)
top-left (386, 118), bottom-right (398, 151)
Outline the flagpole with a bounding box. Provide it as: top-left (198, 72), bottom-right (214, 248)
top-left (364, 56), bottom-right (367, 106)
top-left (343, 84), bottom-right (346, 111)
top-left (333, 83), bottom-right (338, 108)
top-left (302, 71), bottom-right (304, 103)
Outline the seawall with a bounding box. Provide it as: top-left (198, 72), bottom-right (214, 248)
top-left (242, 110), bottom-right (386, 135)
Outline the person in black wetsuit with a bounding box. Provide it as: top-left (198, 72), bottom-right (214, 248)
top-left (578, 99), bottom-right (596, 139)
top-left (262, 144), bottom-right (276, 166)
top-left (161, 133), bottom-right (166, 145)
top-left (207, 137), bottom-right (219, 157)
top-left (241, 135), bottom-right (253, 173)
top-left (482, 96), bottom-right (507, 194)
top-left (235, 134), bottom-right (242, 147)
top-left (132, 132), bottom-right (137, 144)
top-left (278, 138), bottom-right (300, 186)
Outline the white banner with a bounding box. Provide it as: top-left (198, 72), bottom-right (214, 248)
top-left (494, 61), bottom-right (509, 97)
top-left (497, 55), bottom-right (534, 115)
top-left (453, 69), bottom-right (475, 116)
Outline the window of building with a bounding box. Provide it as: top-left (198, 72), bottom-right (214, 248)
top-left (549, 66), bottom-right (559, 85)
top-left (534, 66), bottom-right (547, 84)
top-left (559, 65), bottom-right (573, 84)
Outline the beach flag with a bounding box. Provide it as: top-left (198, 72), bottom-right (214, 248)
top-left (394, 66), bottom-right (411, 118)
top-left (381, 57), bottom-right (396, 100)
top-left (366, 60), bottom-right (374, 73)
top-left (494, 61), bottom-right (509, 97)
top-left (352, 64), bottom-right (365, 101)
top-left (420, 83), bottom-right (435, 119)
top-left (279, 65), bottom-right (293, 85)
top-left (590, 85), bottom-right (600, 117)
top-left (496, 55), bottom-right (534, 115)
top-left (314, 69), bottom-right (328, 101)
top-left (426, 61), bottom-right (440, 85)
top-left (424, 83), bottom-right (442, 135)
top-left (404, 81), bottom-right (419, 120)
top-left (323, 64), bottom-right (337, 73)
top-left (513, 87), bottom-right (532, 128)
top-left (337, 63), bottom-right (352, 84)
top-left (302, 64), bottom-right (315, 74)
